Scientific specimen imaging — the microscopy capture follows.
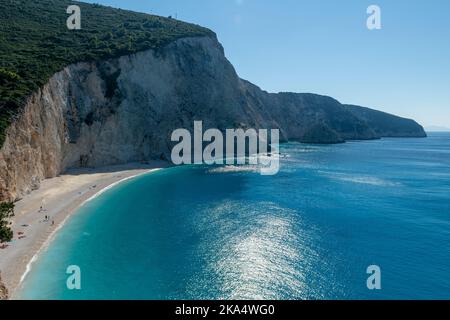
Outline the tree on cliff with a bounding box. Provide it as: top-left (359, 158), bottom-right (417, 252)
top-left (0, 202), bottom-right (14, 243)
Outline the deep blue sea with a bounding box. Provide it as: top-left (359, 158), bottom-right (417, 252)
top-left (18, 133), bottom-right (450, 299)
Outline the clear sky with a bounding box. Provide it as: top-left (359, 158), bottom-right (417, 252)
top-left (83, 0), bottom-right (450, 128)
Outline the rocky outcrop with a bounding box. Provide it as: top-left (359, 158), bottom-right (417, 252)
top-left (0, 272), bottom-right (7, 300)
top-left (0, 35), bottom-right (426, 202)
top-left (345, 105), bottom-right (427, 138)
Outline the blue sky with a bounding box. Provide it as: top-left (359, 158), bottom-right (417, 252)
top-left (83, 0), bottom-right (450, 128)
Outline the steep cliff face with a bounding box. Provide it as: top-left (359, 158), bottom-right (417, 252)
top-left (0, 36), bottom-right (426, 201)
top-left (344, 105), bottom-right (427, 138)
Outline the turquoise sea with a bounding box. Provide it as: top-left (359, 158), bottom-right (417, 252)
top-left (19, 133), bottom-right (450, 299)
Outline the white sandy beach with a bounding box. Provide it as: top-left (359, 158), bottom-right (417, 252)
top-left (0, 161), bottom-right (168, 299)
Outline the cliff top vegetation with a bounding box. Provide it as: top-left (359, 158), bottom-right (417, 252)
top-left (0, 0), bottom-right (214, 146)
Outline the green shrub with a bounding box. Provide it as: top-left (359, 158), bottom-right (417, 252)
top-left (0, 202), bottom-right (14, 243)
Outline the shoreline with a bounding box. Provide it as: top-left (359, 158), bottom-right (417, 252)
top-left (0, 161), bottom-right (168, 299)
